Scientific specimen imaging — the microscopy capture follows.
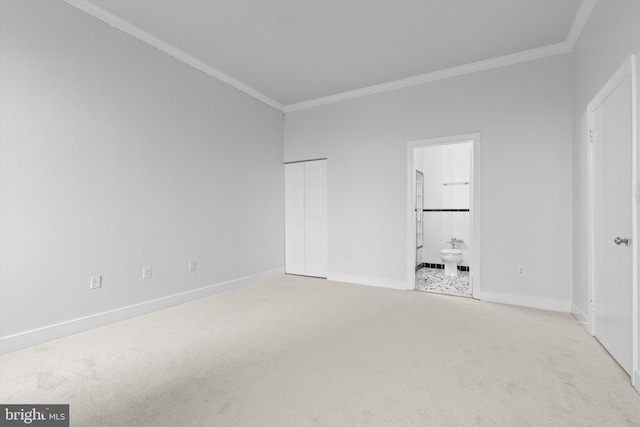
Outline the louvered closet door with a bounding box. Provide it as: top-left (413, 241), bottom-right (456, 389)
top-left (285, 160), bottom-right (327, 277)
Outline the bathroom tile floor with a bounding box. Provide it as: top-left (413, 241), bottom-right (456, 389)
top-left (415, 267), bottom-right (471, 297)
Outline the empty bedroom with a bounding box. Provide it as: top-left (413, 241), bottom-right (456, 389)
top-left (1, 0), bottom-right (639, 425)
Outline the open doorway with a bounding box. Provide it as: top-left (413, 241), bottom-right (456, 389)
top-left (407, 133), bottom-right (481, 297)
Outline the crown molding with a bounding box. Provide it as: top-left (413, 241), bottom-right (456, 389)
top-left (285, 0), bottom-right (596, 112)
top-left (284, 42), bottom-right (570, 113)
top-left (60, 0), bottom-right (285, 113)
top-left (565, 0), bottom-right (597, 51)
top-left (59, 0), bottom-right (596, 115)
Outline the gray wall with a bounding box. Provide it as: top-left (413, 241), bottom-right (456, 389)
top-left (285, 55), bottom-right (573, 306)
top-left (0, 0), bottom-right (284, 344)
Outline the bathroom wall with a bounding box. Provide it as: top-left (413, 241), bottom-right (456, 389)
top-left (421, 143), bottom-right (471, 267)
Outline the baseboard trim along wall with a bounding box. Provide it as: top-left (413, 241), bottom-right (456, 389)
top-left (327, 274), bottom-right (411, 291)
top-left (634, 369), bottom-right (640, 393)
top-left (327, 275), bottom-right (571, 311)
top-left (474, 291), bottom-right (571, 313)
top-left (571, 302), bottom-right (589, 323)
top-left (0, 268), bottom-right (285, 355)
top-left (570, 302), bottom-right (593, 333)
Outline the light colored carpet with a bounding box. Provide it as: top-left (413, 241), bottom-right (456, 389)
top-left (1, 274), bottom-right (639, 426)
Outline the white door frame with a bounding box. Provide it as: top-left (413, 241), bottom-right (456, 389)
top-left (406, 132), bottom-right (481, 296)
top-left (586, 55), bottom-right (638, 386)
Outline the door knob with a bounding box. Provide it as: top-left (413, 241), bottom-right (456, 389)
top-left (614, 236), bottom-right (630, 246)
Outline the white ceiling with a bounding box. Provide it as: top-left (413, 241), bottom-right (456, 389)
top-left (67, 0), bottom-right (587, 111)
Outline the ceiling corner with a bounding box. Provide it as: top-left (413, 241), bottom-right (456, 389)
top-left (59, 0), bottom-right (285, 112)
top-left (564, 0), bottom-right (598, 51)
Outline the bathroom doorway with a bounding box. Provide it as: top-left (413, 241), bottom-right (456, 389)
top-left (407, 133), bottom-right (480, 297)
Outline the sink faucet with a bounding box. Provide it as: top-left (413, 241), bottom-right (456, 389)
top-left (447, 237), bottom-right (464, 249)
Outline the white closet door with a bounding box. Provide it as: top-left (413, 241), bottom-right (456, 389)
top-left (285, 163), bottom-right (306, 275)
top-left (304, 160), bottom-right (327, 277)
top-left (285, 160), bottom-right (327, 277)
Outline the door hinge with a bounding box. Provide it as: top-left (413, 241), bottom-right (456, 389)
top-left (588, 129), bottom-right (595, 143)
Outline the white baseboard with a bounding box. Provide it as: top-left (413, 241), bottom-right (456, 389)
top-left (571, 303), bottom-right (589, 323)
top-left (571, 302), bottom-right (593, 334)
top-left (474, 291), bottom-right (571, 312)
top-left (328, 275), bottom-right (571, 312)
top-left (634, 369), bottom-right (640, 394)
top-left (327, 273), bottom-right (411, 291)
top-left (0, 268), bottom-right (285, 355)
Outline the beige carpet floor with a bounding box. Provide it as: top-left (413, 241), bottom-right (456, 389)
top-left (1, 274), bottom-right (639, 426)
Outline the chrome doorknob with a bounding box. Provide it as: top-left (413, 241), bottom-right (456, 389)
top-left (614, 237), bottom-right (630, 246)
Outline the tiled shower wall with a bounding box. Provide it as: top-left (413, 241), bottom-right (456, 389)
top-left (420, 142), bottom-right (471, 267)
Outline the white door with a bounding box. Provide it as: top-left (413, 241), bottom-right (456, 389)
top-left (591, 71), bottom-right (633, 375)
top-left (285, 163), bottom-right (306, 275)
top-left (285, 160), bottom-right (327, 277)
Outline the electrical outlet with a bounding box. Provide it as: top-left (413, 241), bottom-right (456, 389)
top-left (517, 265), bottom-right (526, 276)
top-left (347, 252), bottom-right (352, 260)
top-left (188, 260), bottom-right (196, 272)
top-left (90, 275), bottom-right (101, 289)
top-left (142, 266), bottom-right (152, 279)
